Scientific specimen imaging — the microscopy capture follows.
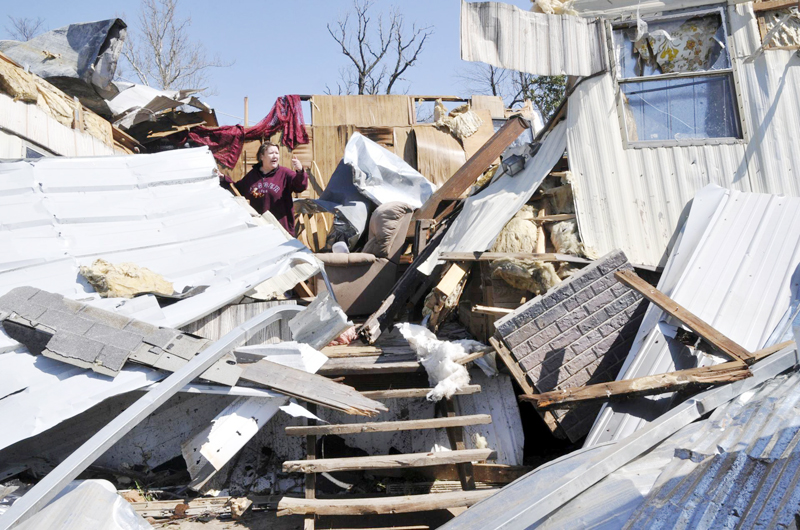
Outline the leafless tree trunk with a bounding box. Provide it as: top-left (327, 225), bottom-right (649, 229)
top-left (120, 0), bottom-right (232, 93)
top-left (326, 0), bottom-right (433, 95)
top-left (5, 16), bottom-right (46, 41)
top-left (456, 63), bottom-right (513, 100)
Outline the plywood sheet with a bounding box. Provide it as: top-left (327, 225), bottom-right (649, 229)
top-left (471, 95), bottom-right (505, 119)
top-left (460, 109), bottom-right (496, 161)
top-left (414, 125), bottom-right (467, 187)
top-left (311, 95), bottom-right (414, 127)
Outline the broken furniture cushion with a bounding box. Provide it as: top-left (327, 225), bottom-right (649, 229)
top-left (0, 286), bottom-right (239, 384)
top-left (494, 250), bottom-right (647, 442)
top-left (362, 201), bottom-right (414, 261)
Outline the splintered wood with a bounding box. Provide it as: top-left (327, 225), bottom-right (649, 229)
top-left (240, 359), bottom-right (388, 416)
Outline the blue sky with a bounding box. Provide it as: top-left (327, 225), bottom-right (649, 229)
top-left (2, 1), bottom-right (530, 125)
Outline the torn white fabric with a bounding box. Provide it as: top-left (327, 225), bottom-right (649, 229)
top-left (418, 120), bottom-right (568, 275)
top-left (344, 132), bottom-right (437, 209)
top-left (396, 323), bottom-right (485, 401)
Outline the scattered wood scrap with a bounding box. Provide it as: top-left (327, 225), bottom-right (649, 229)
top-left (285, 414), bottom-right (492, 436)
top-left (427, 262), bottom-right (470, 331)
top-left (240, 359), bottom-right (388, 416)
top-left (615, 270), bottom-right (753, 364)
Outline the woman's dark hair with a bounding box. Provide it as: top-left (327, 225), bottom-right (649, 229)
top-left (256, 142), bottom-right (279, 161)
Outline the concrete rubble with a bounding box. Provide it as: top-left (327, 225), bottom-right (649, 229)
top-left (1, 0), bottom-right (800, 528)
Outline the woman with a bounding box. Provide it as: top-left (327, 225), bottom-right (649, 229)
top-left (232, 142), bottom-right (308, 236)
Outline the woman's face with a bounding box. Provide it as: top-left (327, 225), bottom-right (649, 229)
top-left (261, 146), bottom-right (280, 170)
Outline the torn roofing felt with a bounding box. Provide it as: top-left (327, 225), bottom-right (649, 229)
top-left (0, 147), bottom-right (319, 452)
top-left (586, 184), bottom-right (800, 447)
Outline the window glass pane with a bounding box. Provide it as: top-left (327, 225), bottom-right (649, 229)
top-left (614, 14), bottom-right (729, 77)
top-left (621, 74), bottom-right (739, 141)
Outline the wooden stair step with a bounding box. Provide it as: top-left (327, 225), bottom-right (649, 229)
top-left (277, 489), bottom-right (499, 516)
top-left (285, 414), bottom-right (492, 436)
top-left (318, 354), bottom-right (422, 376)
top-left (283, 448), bottom-right (495, 474)
top-left (359, 384), bottom-right (481, 400)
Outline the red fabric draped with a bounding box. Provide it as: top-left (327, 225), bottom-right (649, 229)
top-left (177, 95), bottom-right (309, 168)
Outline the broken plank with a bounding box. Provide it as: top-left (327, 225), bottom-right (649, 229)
top-left (317, 354), bottom-right (422, 375)
top-left (489, 336), bottom-right (536, 395)
top-left (753, 0), bottom-right (799, 12)
top-left (321, 345), bottom-right (414, 358)
top-left (240, 359), bottom-right (388, 416)
top-left (359, 385), bottom-right (481, 400)
top-left (277, 489), bottom-right (498, 516)
top-left (283, 449), bottom-right (495, 473)
top-left (440, 252), bottom-right (591, 264)
top-left (521, 362), bottom-right (752, 409)
top-left (614, 270), bottom-right (752, 364)
top-left (413, 116), bottom-right (529, 222)
top-left (456, 347), bottom-right (492, 365)
top-left (285, 414), bottom-right (492, 436)
top-left (532, 214), bottom-right (576, 223)
top-left (130, 495), bottom-right (278, 518)
top-left (472, 305), bottom-right (514, 316)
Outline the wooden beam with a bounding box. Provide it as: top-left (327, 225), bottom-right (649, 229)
top-left (440, 398), bottom-right (476, 491)
top-left (285, 414), bottom-right (492, 436)
top-left (359, 385), bottom-right (482, 400)
top-left (472, 305), bottom-right (514, 316)
top-left (283, 449), bottom-right (495, 473)
top-left (413, 116), bottom-right (529, 221)
top-left (304, 402), bottom-right (316, 530)
top-left (317, 354), bottom-right (423, 376)
top-left (440, 252), bottom-right (591, 264)
top-left (277, 489), bottom-right (498, 516)
top-left (520, 340), bottom-right (792, 409)
top-left (241, 359), bottom-right (388, 416)
top-left (456, 347), bottom-right (492, 365)
top-left (129, 495), bottom-right (278, 518)
top-left (753, 0), bottom-right (799, 12)
top-left (532, 214), bottom-right (576, 223)
top-left (614, 270), bottom-right (752, 364)
top-left (521, 362), bottom-right (752, 409)
top-left (489, 336), bottom-right (536, 395)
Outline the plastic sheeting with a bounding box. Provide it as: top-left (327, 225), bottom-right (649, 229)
top-left (106, 81), bottom-right (210, 129)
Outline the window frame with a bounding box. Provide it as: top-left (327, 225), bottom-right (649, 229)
top-left (607, 7), bottom-right (746, 149)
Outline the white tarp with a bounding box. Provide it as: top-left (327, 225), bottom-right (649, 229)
top-left (418, 120), bottom-right (568, 275)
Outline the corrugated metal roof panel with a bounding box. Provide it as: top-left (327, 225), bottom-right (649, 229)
top-left (586, 184), bottom-right (800, 446)
top-left (460, 0), bottom-right (605, 76)
top-left (0, 147), bottom-right (316, 451)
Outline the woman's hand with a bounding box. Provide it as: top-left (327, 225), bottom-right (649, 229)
top-left (291, 155), bottom-right (303, 172)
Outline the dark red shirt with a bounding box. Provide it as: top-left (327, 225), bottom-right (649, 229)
top-left (234, 165), bottom-right (309, 236)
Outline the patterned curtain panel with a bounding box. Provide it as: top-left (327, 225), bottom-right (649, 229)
top-left (633, 15), bottom-right (722, 74)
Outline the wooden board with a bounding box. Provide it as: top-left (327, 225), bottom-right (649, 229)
top-left (359, 385), bottom-right (482, 400)
top-left (277, 489), bottom-right (498, 516)
top-left (285, 414), bottom-right (492, 436)
top-left (471, 95), bottom-right (505, 119)
top-left (283, 449), bottom-right (496, 473)
top-left (440, 252), bottom-right (591, 264)
top-left (311, 95), bottom-right (415, 127)
top-left (615, 270), bottom-right (752, 364)
top-left (240, 359), bottom-right (388, 416)
top-left (414, 125), bottom-right (467, 187)
top-left (413, 116), bottom-right (529, 221)
top-left (317, 354), bottom-right (423, 375)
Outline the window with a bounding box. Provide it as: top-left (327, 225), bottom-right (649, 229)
top-left (612, 10), bottom-right (742, 145)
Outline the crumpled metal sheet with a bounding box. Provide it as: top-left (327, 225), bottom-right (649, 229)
top-left (0, 19), bottom-right (127, 116)
top-left (107, 81), bottom-right (211, 129)
top-left (344, 132), bottom-right (437, 209)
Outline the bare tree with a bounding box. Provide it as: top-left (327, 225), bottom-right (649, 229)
top-left (121, 0), bottom-right (232, 93)
top-left (456, 62), bottom-right (566, 122)
top-left (455, 63), bottom-right (513, 101)
top-left (5, 16), bottom-right (46, 41)
top-left (326, 0), bottom-right (433, 95)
